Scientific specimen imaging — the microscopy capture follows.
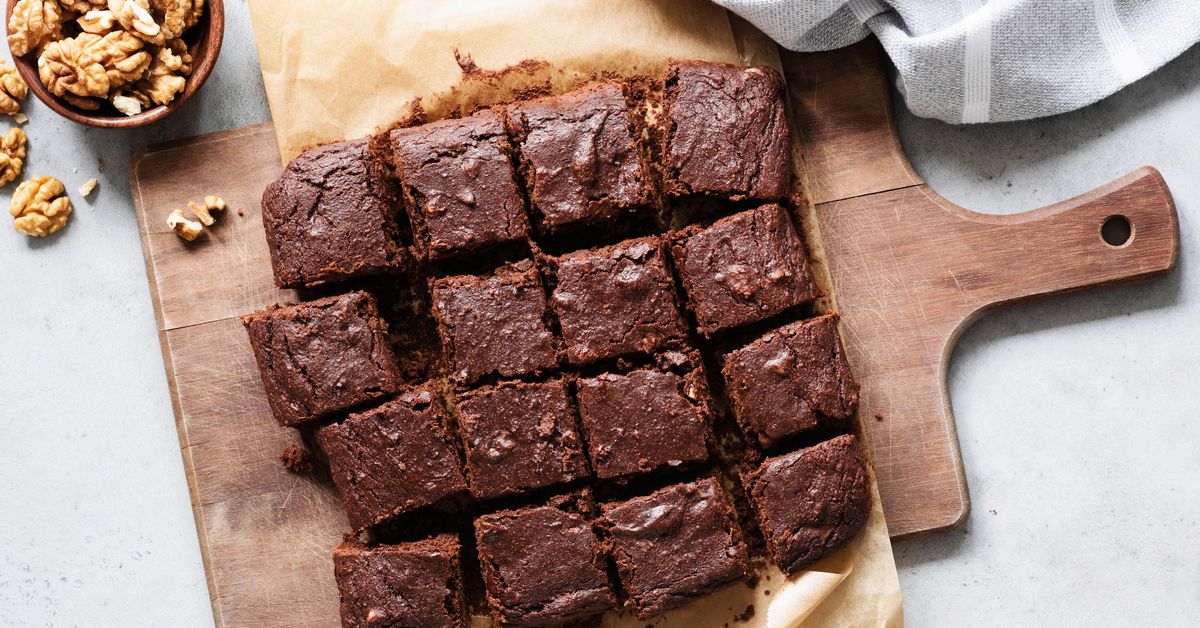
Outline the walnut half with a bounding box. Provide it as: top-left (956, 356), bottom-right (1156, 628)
top-left (0, 60), bottom-right (29, 115)
top-left (7, 0), bottom-right (63, 57)
top-left (38, 31), bottom-right (151, 99)
top-left (10, 175), bottom-right (72, 237)
top-left (0, 128), bottom-right (28, 186)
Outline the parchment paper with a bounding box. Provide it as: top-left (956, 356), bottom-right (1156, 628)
top-left (248, 1), bottom-right (904, 625)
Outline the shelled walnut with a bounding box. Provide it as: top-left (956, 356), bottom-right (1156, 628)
top-left (0, 60), bottom-right (29, 116)
top-left (10, 175), bottom-right (72, 237)
top-left (6, 0), bottom-right (206, 115)
top-left (0, 128), bottom-right (28, 186)
top-left (167, 194), bottom-right (226, 240)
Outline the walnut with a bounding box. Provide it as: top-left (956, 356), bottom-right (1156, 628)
top-left (61, 92), bottom-right (102, 110)
top-left (111, 92), bottom-right (141, 115)
top-left (8, 0), bottom-right (64, 57)
top-left (188, 195), bottom-right (224, 225)
top-left (149, 0), bottom-right (202, 40)
top-left (0, 60), bottom-right (29, 115)
top-left (0, 128), bottom-right (28, 186)
top-left (167, 207), bottom-right (201, 240)
top-left (10, 175), bottom-right (72, 237)
top-left (124, 40), bottom-right (187, 106)
top-left (38, 31), bottom-right (150, 98)
top-left (79, 177), bottom-right (98, 197)
top-left (107, 0), bottom-right (163, 44)
top-left (61, 0), bottom-right (107, 13)
top-left (76, 9), bottom-right (117, 34)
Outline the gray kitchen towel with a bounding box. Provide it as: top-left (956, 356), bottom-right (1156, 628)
top-left (715, 0), bottom-right (1200, 123)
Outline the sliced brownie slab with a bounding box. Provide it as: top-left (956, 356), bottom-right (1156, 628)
top-left (332, 534), bottom-right (466, 628)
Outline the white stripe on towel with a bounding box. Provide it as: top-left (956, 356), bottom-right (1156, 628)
top-left (961, 0), bottom-right (992, 123)
top-left (1093, 0), bottom-right (1150, 82)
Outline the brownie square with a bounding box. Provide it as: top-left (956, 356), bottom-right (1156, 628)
top-left (332, 534), bottom-right (466, 628)
top-left (722, 314), bottom-right (859, 447)
top-left (576, 353), bottom-right (711, 480)
top-left (663, 61), bottom-right (790, 201)
top-left (453, 379), bottom-right (589, 500)
top-left (600, 477), bottom-right (750, 619)
top-left (431, 260), bottom-right (558, 386)
top-left (261, 138), bottom-right (405, 288)
top-left (744, 434), bottom-right (871, 574)
top-left (671, 204), bottom-right (820, 335)
top-left (475, 493), bottom-right (614, 625)
top-left (506, 82), bottom-right (651, 235)
top-left (549, 236), bottom-right (688, 365)
top-left (316, 387), bottom-right (468, 531)
top-left (389, 109), bottom-right (529, 261)
top-left (242, 291), bottom-right (400, 426)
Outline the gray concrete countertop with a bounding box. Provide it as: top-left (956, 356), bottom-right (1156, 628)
top-left (1, 2), bottom-right (1196, 625)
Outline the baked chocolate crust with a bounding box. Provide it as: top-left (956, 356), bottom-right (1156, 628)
top-left (242, 291), bottom-right (399, 426)
top-left (663, 61), bottom-right (790, 201)
top-left (722, 314), bottom-right (859, 447)
top-left (671, 204), bottom-right (819, 335)
top-left (316, 388), bottom-right (468, 531)
top-left (549, 236), bottom-right (688, 365)
top-left (454, 379), bottom-right (589, 500)
top-left (744, 434), bottom-right (870, 574)
top-left (431, 260), bottom-right (558, 386)
top-left (390, 109), bottom-right (529, 261)
top-left (261, 138), bottom-right (404, 288)
top-left (475, 494), bottom-right (615, 626)
top-left (576, 355), bottom-right (711, 480)
top-left (507, 82), bottom-right (651, 234)
top-left (332, 534), bottom-right (466, 628)
top-left (600, 477), bottom-right (750, 619)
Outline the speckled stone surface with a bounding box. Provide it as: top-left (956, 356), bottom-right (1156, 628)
top-left (0, 3), bottom-right (1197, 624)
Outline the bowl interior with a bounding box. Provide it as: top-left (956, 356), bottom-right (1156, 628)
top-left (4, 0), bottom-right (224, 128)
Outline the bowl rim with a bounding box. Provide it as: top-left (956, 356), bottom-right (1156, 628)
top-left (4, 0), bottom-right (224, 128)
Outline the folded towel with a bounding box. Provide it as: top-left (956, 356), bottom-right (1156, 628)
top-left (715, 0), bottom-right (1200, 123)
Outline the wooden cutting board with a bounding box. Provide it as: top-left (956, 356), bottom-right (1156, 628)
top-left (131, 41), bottom-right (1177, 626)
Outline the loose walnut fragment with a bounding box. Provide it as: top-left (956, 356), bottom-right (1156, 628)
top-left (108, 0), bottom-right (162, 44)
top-left (77, 9), bottom-right (117, 34)
top-left (167, 207), bottom-right (202, 240)
top-left (188, 194), bottom-right (224, 225)
top-left (0, 61), bottom-right (29, 115)
top-left (8, 0), bottom-right (63, 57)
top-left (0, 128), bottom-right (28, 186)
top-left (10, 175), bottom-right (72, 237)
top-left (79, 177), bottom-right (98, 197)
top-left (38, 31), bottom-right (150, 98)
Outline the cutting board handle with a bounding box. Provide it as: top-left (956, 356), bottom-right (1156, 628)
top-left (934, 166), bottom-right (1178, 315)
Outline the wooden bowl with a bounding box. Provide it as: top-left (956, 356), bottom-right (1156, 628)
top-left (4, 0), bottom-right (224, 128)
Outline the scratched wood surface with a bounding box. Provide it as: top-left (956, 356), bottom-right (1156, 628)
top-left (130, 40), bottom-right (1179, 627)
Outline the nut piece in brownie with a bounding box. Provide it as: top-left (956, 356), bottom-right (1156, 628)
top-left (260, 138), bottom-right (404, 288)
top-left (600, 477), bottom-right (750, 619)
top-left (389, 109), bottom-right (529, 261)
top-left (663, 61), bottom-right (790, 201)
top-left (475, 493), bottom-right (614, 625)
top-left (722, 314), bottom-right (859, 448)
top-left (576, 352), bottom-right (711, 480)
top-left (332, 534), bottom-right (466, 628)
top-left (453, 378), bottom-right (589, 500)
top-left (431, 260), bottom-right (558, 386)
top-left (506, 82), bottom-right (651, 235)
top-left (548, 236), bottom-right (688, 365)
top-left (743, 434), bottom-right (870, 573)
top-left (671, 204), bottom-right (820, 335)
top-left (242, 291), bottom-right (400, 426)
top-left (315, 387), bottom-right (468, 531)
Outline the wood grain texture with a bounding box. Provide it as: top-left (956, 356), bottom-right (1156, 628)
top-left (130, 42), bottom-right (1179, 627)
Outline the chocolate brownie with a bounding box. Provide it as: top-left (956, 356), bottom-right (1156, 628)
top-left (316, 388), bottom-right (468, 531)
top-left (576, 354), bottom-right (711, 480)
top-left (671, 204), bottom-right (820, 335)
top-left (722, 314), bottom-right (859, 447)
top-left (600, 477), bottom-right (750, 619)
top-left (389, 109), bottom-right (529, 261)
top-left (332, 534), bottom-right (466, 628)
top-left (242, 291), bottom-right (400, 426)
top-left (548, 236), bottom-right (688, 365)
top-left (475, 493), bottom-right (614, 625)
top-left (743, 434), bottom-right (870, 573)
top-left (260, 138), bottom-right (404, 289)
top-left (430, 260), bottom-right (558, 386)
top-left (506, 82), bottom-right (651, 235)
top-left (453, 379), bottom-right (589, 500)
top-left (663, 61), bottom-right (790, 201)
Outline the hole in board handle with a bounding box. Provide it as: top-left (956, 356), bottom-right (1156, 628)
top-left (1101, 215), bottom-right (1133, 247)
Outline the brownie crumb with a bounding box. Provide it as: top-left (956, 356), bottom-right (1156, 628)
top-left (279, 445), bottom-right (314, 474)
top-left (734, 605), bottom-right (755, 622)
top-left (875, 412), bottom-right (885, 421)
